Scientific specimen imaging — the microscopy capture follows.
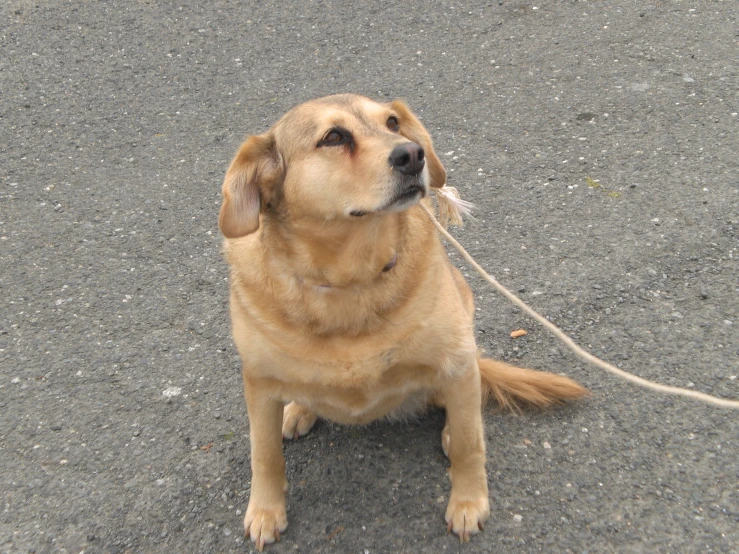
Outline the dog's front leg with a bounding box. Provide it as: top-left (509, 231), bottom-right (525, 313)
top-left (440, 361), bottom-right (490, 542)
top-left (243, 374), bottom-right (288, 551)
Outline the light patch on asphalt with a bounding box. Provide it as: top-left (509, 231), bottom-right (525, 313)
top-left (162, 386), bottom-right (182, 398)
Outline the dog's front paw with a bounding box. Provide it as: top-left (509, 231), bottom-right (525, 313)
top-left (282, 402), bottom-right (318, 440)
top-left (445, 494), bottom-right (490, 543)
top-left (244, 502), bottom-right (287, 552)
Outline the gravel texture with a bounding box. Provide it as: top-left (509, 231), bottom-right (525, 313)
top-left (1, 1), bottom-right (737, 553)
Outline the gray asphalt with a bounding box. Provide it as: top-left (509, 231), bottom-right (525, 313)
top-left (1, 1), bottom-right (737, 553)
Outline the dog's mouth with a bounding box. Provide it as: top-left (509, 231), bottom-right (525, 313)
top-left (350, 180), bottom-right (426, 217)
top-left (380, 184), bottom-right (425, 212)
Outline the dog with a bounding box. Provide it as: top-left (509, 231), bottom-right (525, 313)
top-left (219, 94), bottom-right (587, 550)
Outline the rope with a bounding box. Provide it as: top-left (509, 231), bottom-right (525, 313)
top-left (421, 201), bottom-right (739, 410)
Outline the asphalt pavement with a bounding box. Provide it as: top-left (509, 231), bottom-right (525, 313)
top-left (1, 1), bottom-right (737, 552)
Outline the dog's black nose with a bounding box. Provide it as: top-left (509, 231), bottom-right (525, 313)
top-left (389, 143), bottom-right (425, 176)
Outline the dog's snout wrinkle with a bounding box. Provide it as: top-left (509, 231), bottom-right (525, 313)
top-left (389, 143), bottom-right (425, 176)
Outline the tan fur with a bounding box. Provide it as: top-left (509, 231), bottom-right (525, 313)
top-left (479, 358), bottom-right (588, 412)
top-left (219, 94), bottom-right (587, 550)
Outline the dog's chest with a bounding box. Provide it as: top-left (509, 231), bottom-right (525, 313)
top-left (265, 341), bottom-right (412, 389)
top-left (250, 334), bottom-right (440, 423)
top-left (278, 358), bottom-right (435, 424)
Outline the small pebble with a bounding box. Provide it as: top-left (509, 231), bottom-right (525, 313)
top-left (513, 514), bottom-right (523, 523)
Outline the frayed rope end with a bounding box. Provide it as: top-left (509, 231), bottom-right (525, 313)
top-left (432, 186), bottom-right (476, 229)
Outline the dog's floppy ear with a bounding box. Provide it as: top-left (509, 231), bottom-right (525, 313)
top-left (219, 132), bottom-right (283, 238)
top-left (390, 100), bottom-right (446, 189)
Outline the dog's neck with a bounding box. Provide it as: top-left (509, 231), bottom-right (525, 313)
top-left (262, 212), bottom-right (403, 290)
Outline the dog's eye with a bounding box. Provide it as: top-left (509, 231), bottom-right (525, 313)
top-left (318, 127), bottom-right (352, 148)
top-left (325, 131), bottom-right (342, 143)
top-left (386, 116), bottom-right (399, 132)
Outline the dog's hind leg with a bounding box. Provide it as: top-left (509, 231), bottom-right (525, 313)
top-left (429, 394), bottom-right (452, 456)
top-left (282, 402), bottom-right (318, 440)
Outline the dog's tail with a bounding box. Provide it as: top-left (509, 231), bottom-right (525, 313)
top-left (478, 357), bottom-right (588, 411)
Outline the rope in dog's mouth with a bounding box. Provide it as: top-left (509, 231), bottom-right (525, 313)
top-left (425, 186), bottom-right (739, 410)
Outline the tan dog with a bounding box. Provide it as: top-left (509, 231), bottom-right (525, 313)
top-left (219, 94), bottom-right (586, 550)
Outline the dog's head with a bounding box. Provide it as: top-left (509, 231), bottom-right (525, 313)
top-left (219, 94), bottom-right (446, 238)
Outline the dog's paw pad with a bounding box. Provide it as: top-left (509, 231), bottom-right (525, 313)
top-left (282, 402), bottom-right (318, 440)
top-left (445, 496), bottom-right (490, 543)
top-left (244, 505), bottom-right (287, 552)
